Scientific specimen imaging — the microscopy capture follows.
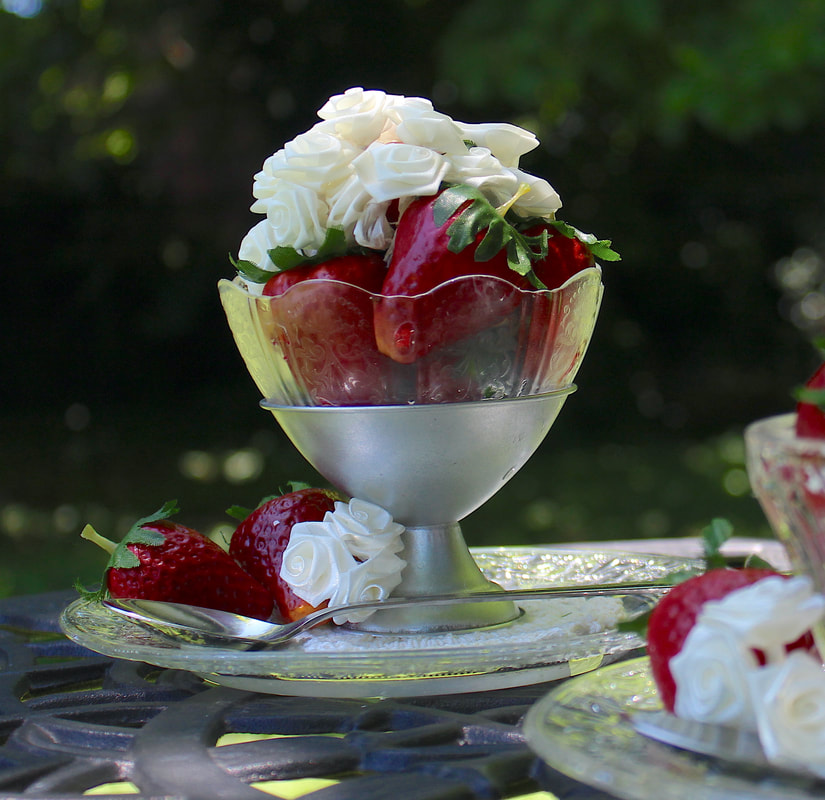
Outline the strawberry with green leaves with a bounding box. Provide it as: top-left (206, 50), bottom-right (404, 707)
top-left (80, 500), bottom-right (275, 620)
top-left (229, 486), bottom-right (345, 622)
top-left (374, 185), bottom-right (619, 363)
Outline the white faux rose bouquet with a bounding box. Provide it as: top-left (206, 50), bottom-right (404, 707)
top-left (232, 86), bottom-right (618, 295)
top-left (280, 497), bottom-right (406, 624)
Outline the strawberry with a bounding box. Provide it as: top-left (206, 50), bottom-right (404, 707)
top-left (374, 193), bottom-right (530, 364)
top-left (229, 487), bottom-right (344, 622)
top-left (262, 252), bottom-right (386, 296)
top-left (262, 252), bottom-right (397, 405)
top-left (374, 185), bottom-right (617, 364)
top-left (796, 361), bottom-right (825, 438)
top-left (646, 568), bottom-right (809, 712)
top-left (80, 501), bottom-right (275, 620)
top-left (525, 222), bottom-right (596, 289)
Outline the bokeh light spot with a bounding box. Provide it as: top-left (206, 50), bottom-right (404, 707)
top-left (222, 449), bottom-right (264, 484)
top-left (178, 450), bottom-right (219, 482)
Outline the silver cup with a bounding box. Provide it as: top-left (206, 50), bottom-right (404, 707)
top-left (263, 389), bottom-right (574, 631)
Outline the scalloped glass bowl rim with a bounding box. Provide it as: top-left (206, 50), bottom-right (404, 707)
top-left (220, 264), bottom-right (603, 300)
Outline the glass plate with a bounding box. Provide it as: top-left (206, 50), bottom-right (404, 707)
top-left (524, 656), bottom-right (825, 800)
top-left (60, 547), bottom-right (696, 698)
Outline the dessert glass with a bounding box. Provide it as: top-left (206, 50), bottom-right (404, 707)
top-left (219, 269), bottom-right (603, 631)
top-left (745, 413), bottom-right (825, 644)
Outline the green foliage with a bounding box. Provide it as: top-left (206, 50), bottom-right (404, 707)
top-left (435, 0), bottom-right (825, 141)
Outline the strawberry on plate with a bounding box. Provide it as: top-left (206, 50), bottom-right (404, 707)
top-left (229, 486), bottom-right (344, 622)
top-left (646, 568), bottom-right (812, 713)
top-left (80, 500), bottom-right (275, 620)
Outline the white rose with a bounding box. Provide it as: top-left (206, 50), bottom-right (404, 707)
top-left (329, 553), bottom-right (406, 624)
top-left (444, 147), bottom-right (519, 203)
top-left (326, 499), bottom-right (405, 561)
top-left (236, 220), bottom-right (278, 294)
top-left (316, 87), bottom-right (432, 147)
top-left (278, 497), bottom-right (407, 623)
top-left (508, 169), bottom-right (563, 219)
top-left (352, 142), bottom-right (448, 203)
top-left (326, 174), bottom-right (372, 242)
top-left (749, 650), bottom-right (825, 777)
top-left (671, 622), bottom-right (759, 729)
top-left (386, 105), bottom-right (467, 154)
top-left (353, 201), bottom-right (394, 250)
top-left (264, 182), bottom-right (328, 251)
top-left (280, 523), bottom-right (358, 608)
top-left (250, 150), bottom-right (288, 213)
top-left (700, 575), bottom-right (825, 663)
top-left (238, 219), bottom-right (277, 270)
top-left (279, 125), bottom-right (360, 195)
top-left (455, 121), bottom-right (539, 167)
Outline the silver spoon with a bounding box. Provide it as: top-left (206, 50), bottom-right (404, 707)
top-left (103, 581), bottom-right (670, 649)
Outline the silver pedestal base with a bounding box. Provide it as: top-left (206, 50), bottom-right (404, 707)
top-left (352, 524), bottom-right (518, 633)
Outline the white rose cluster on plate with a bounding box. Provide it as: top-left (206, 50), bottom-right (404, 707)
top-left (280, 497), bottom-right (406, 624)
top-left (669, 574), bottom-right (825, 776)
top-left (238, 86), bottom-right (562, 293)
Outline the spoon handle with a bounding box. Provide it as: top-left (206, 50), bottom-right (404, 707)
top-left (279, 581), bottom-right (672, 641)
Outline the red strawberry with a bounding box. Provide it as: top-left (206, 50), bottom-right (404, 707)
top-left (374, 193), bottom-right (530, 364)
top-left (646, 568), bottom-right (810, 712)
top-left (229, 487), bottom-right (344, 622)
top-left (262, 252), bottom-right (386, 296)
top-left (373, 187), bottom-right (613, 365)
top-left (796, 361), bottom-right (825, 438)
top-left (81, 501), bottom-right (274, 620)
top-left (262, 253), bottom-right (399, 404)
top-left (525, 223), bottom-right (596, 289)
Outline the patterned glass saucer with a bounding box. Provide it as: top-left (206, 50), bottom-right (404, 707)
top-left (61, 546), bottom-right (697, 699)
top-left (524, 656), bottom-right (825, 800)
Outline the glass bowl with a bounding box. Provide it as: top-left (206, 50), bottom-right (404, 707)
top-left (745, 413), bottom-right (825, 595)
top-left (218, 268), bottom-right (603, 407)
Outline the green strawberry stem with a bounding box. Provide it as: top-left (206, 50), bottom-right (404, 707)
top-left (81, 524), bottom-right (116, 555)
top-left (433, 183), bottom-right (620, 289)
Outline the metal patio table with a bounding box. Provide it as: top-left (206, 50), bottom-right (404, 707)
top-left (0, 538), bottom-right (786, 800)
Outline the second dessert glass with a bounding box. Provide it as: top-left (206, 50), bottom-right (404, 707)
top-left (746, 412), bottom-right (825, 650)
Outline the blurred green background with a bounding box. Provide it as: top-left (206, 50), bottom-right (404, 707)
top-left (3, 0), bottom-right (825, 597)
